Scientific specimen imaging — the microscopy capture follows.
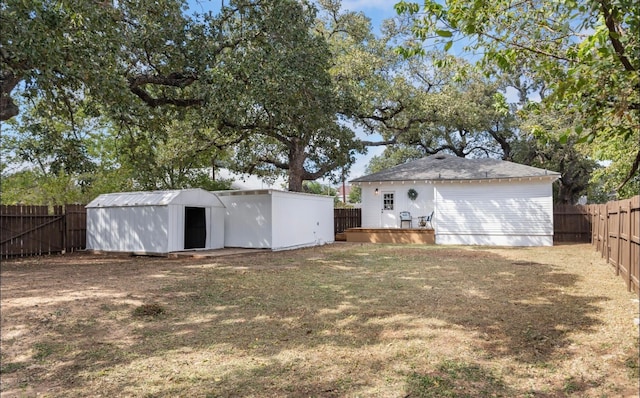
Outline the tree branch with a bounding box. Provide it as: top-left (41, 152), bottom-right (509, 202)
top-left (479, 30), bottom-right (576, 63)
top-left (303, 162), bottom-right (338, 181)
top-left (258, 155), bottom-right (289, 170)
top-left (599, 0), bottom-right (636, 72)
top-left (616, 148), bottom-right (640, 191)
top-left (359, 137), bottom-right (398, 146)
top-left (128, 73), bottom-right (203, 107)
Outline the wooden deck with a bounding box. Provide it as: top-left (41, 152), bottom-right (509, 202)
top-left (344, 228), bottom-right (435, 244)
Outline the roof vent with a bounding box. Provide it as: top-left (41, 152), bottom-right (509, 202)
top-left (434, 155), bottom-right (446, 160)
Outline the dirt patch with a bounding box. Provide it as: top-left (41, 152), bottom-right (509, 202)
top-left (1, 244), bottom-right (638, 397)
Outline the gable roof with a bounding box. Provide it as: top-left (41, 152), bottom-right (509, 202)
top-left (86, 188), bottom-right (225, 208)
top-left (350, 154), bottom-right (560, 183)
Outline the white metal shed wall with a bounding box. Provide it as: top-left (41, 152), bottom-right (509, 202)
top-left (219, 192), bottom-right (273, 248)
top-left (164, 189), bottom-right (226, 251)
top-left (207, 206), bottom-right (226, 250)
top-left (271, 191), bottom-right (334, 250)
top-left (86, 189), bottom-right (225, 254)
top-left (435, 179), bottom-right (554, 246)
top-left (87, 205), bottom-right (170, 254)
top-left (217, 190), bottom-right (334, 250)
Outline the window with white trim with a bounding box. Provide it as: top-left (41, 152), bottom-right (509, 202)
top-left (383, 193), bottom-right (394, 210)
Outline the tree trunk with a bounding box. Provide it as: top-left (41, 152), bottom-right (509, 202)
top-left (0, 72), bottom-right (21, 121)
top-left (287, 143), bottom-right (306, 192)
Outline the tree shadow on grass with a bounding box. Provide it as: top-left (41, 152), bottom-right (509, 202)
top-left (0, 246), bottom-right (621, 397)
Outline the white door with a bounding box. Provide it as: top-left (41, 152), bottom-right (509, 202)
top-left (380, 191), bottom-right (396, 227)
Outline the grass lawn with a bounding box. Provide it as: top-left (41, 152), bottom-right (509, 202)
top-left (1, 243), bottom-right (638, 397)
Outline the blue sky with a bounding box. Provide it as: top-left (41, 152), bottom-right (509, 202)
top-left (330, 1), bottom-right (399, 179)
top-left (339, 0), bottom-right (396, 33)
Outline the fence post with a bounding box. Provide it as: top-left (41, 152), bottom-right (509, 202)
top-left (618, 200), bottom-right (632, 291)
top-left (625, 200), bottom-right (632, 292)
top-left (618, 203), bottom-right (623, 278)
top-left (587, 196), bottom-right (640, 295)
top-left (604, 203), bottom-right (609, 262)
top-left (63, 205), bottom-right (67, 254)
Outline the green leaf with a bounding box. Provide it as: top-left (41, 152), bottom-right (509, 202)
top-left (394, 1), bottom-right (420, 15)
top-left (435, 29), bottom-right (453, 37)
top-left (558, 132), bottom-right (569, 145)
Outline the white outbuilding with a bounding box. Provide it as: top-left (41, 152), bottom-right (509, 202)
top-left (351, 154), bottom-right (561, 246)
top-left (86, 188), bottom-right (225, 255)
top-left (215, 189), bottom-right (334, 250)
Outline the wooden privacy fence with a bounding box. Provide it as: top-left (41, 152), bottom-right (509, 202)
top-left (587, 196), bottom-right (640, 295)
top-left (553, 204), bottom-right (592, 243)
top-left (0, 204), bottom-right (86, 258)
top-left (334, 208), bottom-right (361, 234)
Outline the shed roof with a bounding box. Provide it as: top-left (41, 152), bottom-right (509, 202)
top-left (213, 189), bottom-right (333, 199)
top-left (86, 188), bottom-right (225, 208)
top-left (350, 154), bottom-right (560, 183)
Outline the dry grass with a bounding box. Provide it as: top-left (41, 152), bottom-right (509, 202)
top-left (1, 243), bottom-right (638, 397)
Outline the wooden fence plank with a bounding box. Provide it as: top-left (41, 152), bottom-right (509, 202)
top-left (587, 196), bottom-right (640, 295)
top-left (334, 208), bottom-right (361, 234)
top-left (65, 204), bottom-right (87, 252)
top-left (553, 204), bottom-right (591, 243)
top-left (0, 204), bottom-right (85, 258)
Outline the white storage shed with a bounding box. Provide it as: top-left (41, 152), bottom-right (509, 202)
top-left (215, 189), bottom-right (334, 250)
top-left (86, 189), bottom-right (225, 255)
top-left (351, 154), bottom-right (561, 246)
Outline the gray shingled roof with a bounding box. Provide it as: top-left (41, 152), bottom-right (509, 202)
top-left (350, 154), bottom-right (560, 183)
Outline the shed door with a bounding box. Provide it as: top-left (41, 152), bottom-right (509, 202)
top-left (184, 207), bottom-right (207, 249)
top-left (380, 191), bottom-right (397, 228)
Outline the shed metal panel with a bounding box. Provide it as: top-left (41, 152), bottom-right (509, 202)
top-left (271, 191), bottom-right (334, 250)
top-left (86, 188), bottom-right (224, 208)
top-left (167, 205), bottom-right (181, 252)
top-left (208, 206), bottom-right (226, 249)
top-left (87, 206), bottom-right (170, 253)
top-left (218, 192), bottom-right (273, 249)
top-left (216, 190), bottom-right (334, 250)
top-left (87, 188), bottom-right (225, 254)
